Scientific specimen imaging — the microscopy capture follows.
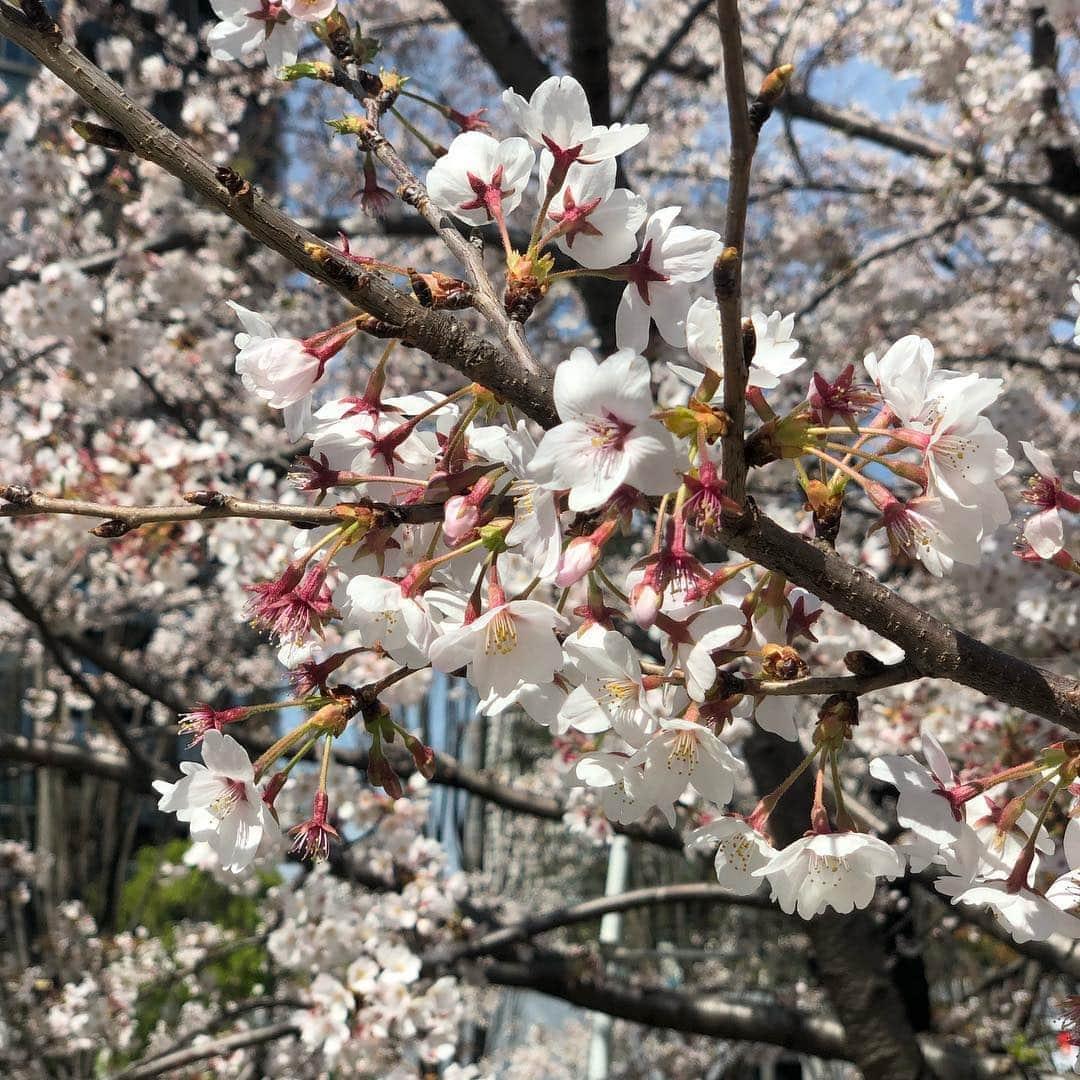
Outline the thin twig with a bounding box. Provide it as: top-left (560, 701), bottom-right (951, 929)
top-left (715, 0), bottom-right (754, 508)
top-left (0, 488), bottom-right (445, 534)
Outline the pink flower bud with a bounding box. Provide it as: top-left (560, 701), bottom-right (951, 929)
top-left (554, 536), bottom-right (601, 588)
top-left (629, 581), bottom-right (661, 628)
top-left (443, 494), bottom-right (480, 543)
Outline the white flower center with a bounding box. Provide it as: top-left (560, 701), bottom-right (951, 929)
top-left (666, 730), bottom-right (699, 775)
top-left (598, 677), bottom-right (638, 716)
top-left (483, 609), bottom-right (519, 656)
top-left (210, 778), bottom-right (248, 819)
top-left (930, 433), bottom-right (975, 477)
top-left (719, 834), bottom-right (755, 873)
top-left (806, 852), bottom-right (850, 886)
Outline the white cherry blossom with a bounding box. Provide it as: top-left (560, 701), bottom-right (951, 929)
top-left (152, 731), bottom-right (279, 873)
top-left (630, 717), bottom-right (745, 824)
top-left (691, 817), bottom-right (777, 894)
top-left (283, 0), bottom-right (335, 21)
top-left (756, 832), bottom-right (904, 919)
top-left (502, 75), bottom-right (648, 165)
top-left (869, 728), bottom-right (964, 850)
top-left (683, 300), bottom-right (807, 390)
top-left (428, 599), bottom-right (568, 697)
top-left (614, 207), bottom-right (724, 352)
top-left (538, 156), bottom-right (647, 269)
top-left (426, 132), bottom-right (535, 227)
top-left (530, 347), bottom-right (684, 511)
top-left (227, 301), bottom-right (324, 440)
top-left (1019, 440), bottom-right (1080, 558)
top-left (951, 881), bottom-right (1080, 944)
top-left (560, 629), bottom-right (657, 746)
top-left (207, 0), bottom-right (301, 69)
top-left (574, 751), bottom-right (648, 825)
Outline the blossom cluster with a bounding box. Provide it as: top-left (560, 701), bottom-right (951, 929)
top-left (4, 0), bottom-right (1080, 1072)
top-left (136, 62), bottom-right (1080, 946)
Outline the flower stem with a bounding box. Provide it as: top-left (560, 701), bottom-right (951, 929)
top-left (317, 732), bottom-right (334, 793)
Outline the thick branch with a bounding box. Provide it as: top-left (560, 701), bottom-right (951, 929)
top-left (564, 0), bottom-right (612, 124)
top-left (480, 952), bottom-right (1010, 1075)
top-left (717, 505), bottom-right (1080, 732)
top-left (0, 733), bottom-right (167, 791)
top-left (109, 1021), bottom-right (298, 1080)
top-left (781, 89), bottom-right (1080, 240)
top-left (429, 882), bottom-right (771, 964)
top-left (0, 5), bottom-right (557, 427)
top-left (438, 0), bottom-right (551, 96)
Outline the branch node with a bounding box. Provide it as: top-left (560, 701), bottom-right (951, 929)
top-left (214, 164), bottom-right (253, 200)
top-left (71, 120), bottom-right (132, 153)
top-left (713, 246), bottom-right (741, 300)
top-left (91, 519), bottom-right (133, 538)
top-left (184, 490), bottom-right (228, 508)
top-left (0, 485), bottom-right (33, 506)
top-left (749, 63), bottom-right (794, 135)
top-left (17, 0), bottom-right (60, 39)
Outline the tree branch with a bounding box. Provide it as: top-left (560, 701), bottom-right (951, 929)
top-left (715, 0), bottom-right (754, 508)
top-left (0, 4), bottom-right (557, 427)
top-left (0, 487), bottom-right (448, 535)
top-left (717, 505), bottom-right (1080, 732)
top-left (619, 0), bottom-right (714, 121)
top-left (796, 212), bottom-right (976, 320)
top-left (108, 1021), bottom-right (298, 1080)
top-left (479, 950), bottom-right (1011, 1075)
top-left (564, 0), bottom-right (612, 124)
top-left (428, 882), bottom-right (771, 965)
top-left (781, 88), bottom-right (1080, 239)
top-left (438, 0), bottom-right (551, 97)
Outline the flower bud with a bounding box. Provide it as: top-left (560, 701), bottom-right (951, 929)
top-left (629, 581), bottom-right (662, 628)
top-left (279, 61), bottom-right (335, 83)
top-left (367, 751), bottom-right (403, 800)
top-left (815, 693), bottom-right (858, 745)
top-left (404, 734), bottom-right (436, 780)
top-left (443, 494), bottom-right (480, 543)
top-left (554, 535), bottom-right (602, 588)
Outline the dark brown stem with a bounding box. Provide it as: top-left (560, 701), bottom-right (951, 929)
top-left (715, 0), bottom-right (753, 507)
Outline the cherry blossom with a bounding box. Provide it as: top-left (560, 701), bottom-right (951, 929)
top-left (537, 156), bottom-right (647, 269)
top-left (207, 0), bottom-right (301, 69)
top-left (614, 207), bottom-right (724, 352)
top-left (227, 301), bottom-right (344, 440)
top-left (573, 751), bottom-right (648, 825)
top-left (152, 731), bottom-right (279, 873)
top-left (683, 301), bottom-right (807, 390)
top-left (283, 0), bottom-right (335, 22)
top-left (502, 75), bottom-right (648, 171)
top-left (426, 131), bottom-right (535, 227)
top-left (344, 576), bottom-right (449, 668)
top-left (869, 729), bottom-right (966, 849)
top-left (560, 629), bottom-right (658, 746)
top-left (691, 816), bottom-right (777, 894)
top-left (1018, 440), bottom-right (1080, 558)
top-left (630, 717), bottom-right (745, 824)
top-left (756, 832), bottom-right (905, 919)
top-left (428, 598), bottom-right (568, 697)
top-left (530, 347), bottom-right (683, 511)
top-left (951, 881), bottom-right (1080, 944)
